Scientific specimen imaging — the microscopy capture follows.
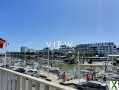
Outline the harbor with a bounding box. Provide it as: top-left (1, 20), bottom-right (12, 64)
top-left (0, 54), bottom-right (119, 90)
top-left (1, 40), bottom-right (119, 90)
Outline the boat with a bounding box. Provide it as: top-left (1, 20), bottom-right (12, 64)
top-left (76, 80), bottom-right (109, 90)
top-left (25, 69), bottom-right (37, 76)
top-left (60, 79), bottom-right (86, 86)
top-left (10, 66), bottom-right (26, 73)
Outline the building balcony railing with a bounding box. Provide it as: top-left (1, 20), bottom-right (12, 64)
top-left (0, 67), bottom-right (76, 90)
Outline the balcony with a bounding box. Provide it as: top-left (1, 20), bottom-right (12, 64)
top-left (0, 67), bottom-right (76, 90)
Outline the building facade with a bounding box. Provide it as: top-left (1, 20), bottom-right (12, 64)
top-left (59, 45), bottom-right (74, 54)
top-left (21, 46), bottom-right (29, 53)
top-left (75, 42), bottom-right (116, 56)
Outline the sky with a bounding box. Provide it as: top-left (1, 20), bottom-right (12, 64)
top-left (0, 0), bottom-right (119, 51)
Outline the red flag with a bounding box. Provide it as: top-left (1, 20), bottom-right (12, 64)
top-left (0, 38), bottom-right (6, 48)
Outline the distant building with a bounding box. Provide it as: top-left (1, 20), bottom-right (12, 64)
top-left (75, 42), bottom-right (116, 57)
top-left (27, 49), bottom-right (36, 53)
top-left (116, 48), bottom-right (119, 54)
top-left (59, 45), bottom-right (74, 54)
top-left (20, 46), bottom-right (29, 53)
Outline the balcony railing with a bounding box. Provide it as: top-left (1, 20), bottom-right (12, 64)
top-left (0, 67), bottom-right (76, 90)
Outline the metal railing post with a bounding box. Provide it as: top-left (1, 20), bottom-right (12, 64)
top-left (16, 76), bottom-right (20, 90)
top-left (22, 77), bottom-right (26, 90)
top-left (28, 79), bottom-right (32, 90)
top-left (35, 82), bottom-right (39, 90)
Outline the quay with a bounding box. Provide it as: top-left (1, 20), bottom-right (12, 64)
top-left (0, 67), bottom-right (76, 90)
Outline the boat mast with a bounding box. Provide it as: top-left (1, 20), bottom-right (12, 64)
top-left (48, 49), bottom-right (50, 67)
top-left (75, 51), bottom-right (80, 79)
top-left (78, 51), bottom-right (80, 64)
top-left (4, 42), bottom-right (7, 67)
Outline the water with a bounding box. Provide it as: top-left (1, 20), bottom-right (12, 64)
top-left (1, 58), bottom-right (106, 78)
top-left (56, 64), bottom-right (105, 78)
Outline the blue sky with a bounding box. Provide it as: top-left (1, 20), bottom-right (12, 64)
top-left (0, 0), bottom-right (119, 50)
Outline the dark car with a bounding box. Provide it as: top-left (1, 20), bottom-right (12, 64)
top-left (76, 81), bottom-right (109, 90)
